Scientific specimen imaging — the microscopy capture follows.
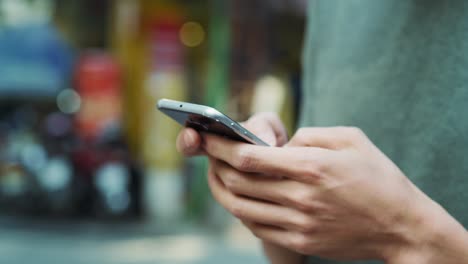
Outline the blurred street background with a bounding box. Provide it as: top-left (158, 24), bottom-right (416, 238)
top-left (0, 0), bottom-right (306, 263)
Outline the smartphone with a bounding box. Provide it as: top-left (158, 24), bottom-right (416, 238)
top-left (157, 98), bottom-right (269, 146)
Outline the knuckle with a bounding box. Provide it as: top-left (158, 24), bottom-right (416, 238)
top-left (251, 231), bottom-right (261, 240)
top-left (223, 172), bottom-right (241, 191)
top-left (248, 227), bottom-right (262, 239)
top-left (296, 217), bottom-right (317, 233)
top-left (229, 202), bottom-right (245, 219)
top-left (301, 158), bottom-right (327, 183)
top-left (248, 228), bottom-right (258, 238)
top-left (289, 190), bottom-right (316, 212)
top-left (288, 233), bottom-right (312, 255)
top-left (223, 175), bottom-right (235, 190)
top-left (234, 147), bottom-right (257, 171)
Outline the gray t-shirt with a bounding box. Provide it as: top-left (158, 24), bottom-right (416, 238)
top-left (300, 1), bottom-right (468, 263)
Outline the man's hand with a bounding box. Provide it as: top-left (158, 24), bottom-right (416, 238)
top-left (176, 112), bottom-right (287, 156)
top-left (202, 126), bottom-right (468, 263)
top-left (176, 112), bottom-right (304, 264)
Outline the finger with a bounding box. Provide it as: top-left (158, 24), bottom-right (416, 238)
top-left (243, 112), bottom-right (288, 146)
top-left (286, 126), bottom-right (365, 149)
top-left (207, 167), bottom-right (313, 232)
top-left (240, 119), bottom-right (277, 146)
top-left (203, 133), bottom-right (334, 183)
top-left (215, 161), bottom-right (315, 209)
top-left (243, 221), bottom-right (311, 255)
top-left (176, 127), bottom-right (205, 156)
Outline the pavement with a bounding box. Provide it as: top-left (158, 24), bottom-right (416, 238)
top-left (0, 216), bottom-right (267, 264)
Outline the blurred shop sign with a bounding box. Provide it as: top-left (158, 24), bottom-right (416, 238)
top-left (75, 52), bottom-right (122, 141)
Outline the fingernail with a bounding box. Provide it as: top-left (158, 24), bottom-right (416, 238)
top-left (184, 131), bottom-right (195, 150)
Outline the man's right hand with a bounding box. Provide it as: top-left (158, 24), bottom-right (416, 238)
top-left (175, 112), bottom-right (304, 264)
top-left (176, 112), bottom-right (288, 156)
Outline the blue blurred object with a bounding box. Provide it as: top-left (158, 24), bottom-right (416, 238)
top-left (0, 23), bottom-right (74, 98)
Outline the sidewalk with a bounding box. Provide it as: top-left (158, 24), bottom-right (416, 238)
top-left (0, 216), bottom-right (267, 264)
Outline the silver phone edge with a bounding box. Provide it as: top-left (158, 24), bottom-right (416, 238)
top-left (157, 98), bottom-right (269, 146)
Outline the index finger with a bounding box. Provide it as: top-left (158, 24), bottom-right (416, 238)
top-left (202, 134), bottom-right (334, 184)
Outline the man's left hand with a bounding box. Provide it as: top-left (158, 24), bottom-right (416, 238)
top-left (203, 127), bottom-right (466, 262)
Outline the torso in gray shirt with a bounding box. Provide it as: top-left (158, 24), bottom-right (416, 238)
top-left (300, 1), bottom-right (468, 263)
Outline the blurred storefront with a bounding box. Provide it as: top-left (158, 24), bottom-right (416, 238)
top-left (0, 0), bottom-right (305, 262)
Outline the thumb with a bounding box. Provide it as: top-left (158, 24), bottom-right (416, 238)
top-left (242, 112), bottom-right (288, 147)
top-left (249, 125), bottom-right (277, 146)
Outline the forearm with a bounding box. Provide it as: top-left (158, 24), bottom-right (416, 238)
top-left (263, 241), bottom-right (305, 264)
top-left (387, 192), bottom-right (468, 264)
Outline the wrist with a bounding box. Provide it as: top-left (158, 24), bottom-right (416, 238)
top-left (383, 188), bottom-right (468, 264)
top-left (383, 197), bottom-right (439, 263)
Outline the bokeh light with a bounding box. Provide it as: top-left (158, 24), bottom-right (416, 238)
top-left (251, 75), bottom-right (286, 113)
top-left (179, 21), bottom-right (205, 47)
top-left (56, 88), bottom-right (81, 114)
